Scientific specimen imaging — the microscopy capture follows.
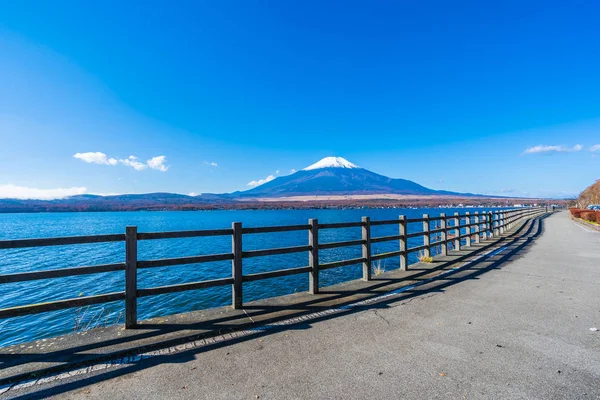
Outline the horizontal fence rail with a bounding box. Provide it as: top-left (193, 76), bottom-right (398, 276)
top-left (0, 207), bottom-right (548, 328)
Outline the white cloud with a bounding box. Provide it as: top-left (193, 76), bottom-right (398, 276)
top-left (247, 174), bottom-right (276, 187)
top-left (522, 144), bottom-right (582, 154)
top-left (0, 184), bottom-right (87, 200)
top-left (289, 169), bottom-right (297, 174)
top-left (119, 156), bottom-right (147, 171)
top-left (275, 170), bottom-right (280, 174)
top-left (73, 152), bottom-right (169, 171)
top-left (590, 144), bottom-right (600, 152)
top-left (74, 152), bottom-right (118, 165)
top-left (204, 161), bottom-right (218, 167)
top-left (147, 156), bottom-right (169, 172)
top-left (188, 192), bottom-right (199, 197)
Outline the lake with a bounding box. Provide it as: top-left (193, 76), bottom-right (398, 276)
top-left (0, 207), bottom-right (500, 346)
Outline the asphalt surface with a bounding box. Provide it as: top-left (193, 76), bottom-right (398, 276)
top-left (6, 212), bottom-right (600, 399)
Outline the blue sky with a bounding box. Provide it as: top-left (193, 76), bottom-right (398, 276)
top-left (0, 1), bottom-right (599, 199)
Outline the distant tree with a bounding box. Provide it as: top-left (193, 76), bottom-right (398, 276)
top-left (578, 179), bottom-right (600, 208)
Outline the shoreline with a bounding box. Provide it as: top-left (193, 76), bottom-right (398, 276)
top-left (0, 196), bottom-right (558, 214)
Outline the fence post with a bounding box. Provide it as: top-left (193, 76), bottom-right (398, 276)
top-left (362, 216), bottom-right (371, 281)
top-left (465, 212), bottom-right (471, 247)
top-left (440, 213), bottom-right (447, 256)
top-left (488, 212), bottom-right (494, 239)
top-left (483, 213), bottom-right (488, 239)
top-left (422, 214), bottom-right (430, 258)
top-left (125, 226), bottom-right (138, 329)
top-left (454, 212), bottom-right (461, 251)
top-left (474, 212), bottom-right (480, 243)
top-left (500, 212), bottom-right (505, 234)
top-left (232, 222), bottom-right (243, 309)
top-left (399, 215), bottom-right (408, 271)
top-left (309, 218), bottom-right (319, 294)
top-left (493, 212), bottom-right (500, 236)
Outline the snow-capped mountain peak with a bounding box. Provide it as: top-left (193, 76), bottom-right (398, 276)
top-left (302, 157), bottom-right (359, 171)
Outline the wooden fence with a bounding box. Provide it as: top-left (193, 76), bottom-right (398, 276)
top-left (0, 207), bottom-right (546, 328)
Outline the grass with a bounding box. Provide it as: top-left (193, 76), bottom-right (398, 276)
top-left (73, 303), bottom-right (123, 333)
top-left (576, 217), bottom-right (599, 226)
top-left (373, 260), bottom-right (386, 276)
top-left (418, 250), bottom-right (433, 263)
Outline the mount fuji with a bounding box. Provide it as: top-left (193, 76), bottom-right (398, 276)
top-left (236, 157), bottom-right (471, 198)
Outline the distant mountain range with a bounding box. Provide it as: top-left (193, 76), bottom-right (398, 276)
top-left (0, 156), bottom-right (499, 212)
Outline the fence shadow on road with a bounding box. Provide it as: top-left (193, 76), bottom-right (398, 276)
top-left (1, 214), bottom-right (551, 399)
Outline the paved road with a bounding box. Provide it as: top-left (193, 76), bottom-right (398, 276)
top-left (9, 212), bottom-right (600, 399)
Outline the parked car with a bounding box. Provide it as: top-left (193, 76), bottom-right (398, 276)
top-left (587, 205), bottom-right (600, 211)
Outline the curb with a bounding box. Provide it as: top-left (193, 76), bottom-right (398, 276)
top-left (571, 217), bottom-right (600, 232)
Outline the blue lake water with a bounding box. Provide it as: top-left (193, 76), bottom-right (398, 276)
top-left (0, 207), bottom-right (500, 346)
